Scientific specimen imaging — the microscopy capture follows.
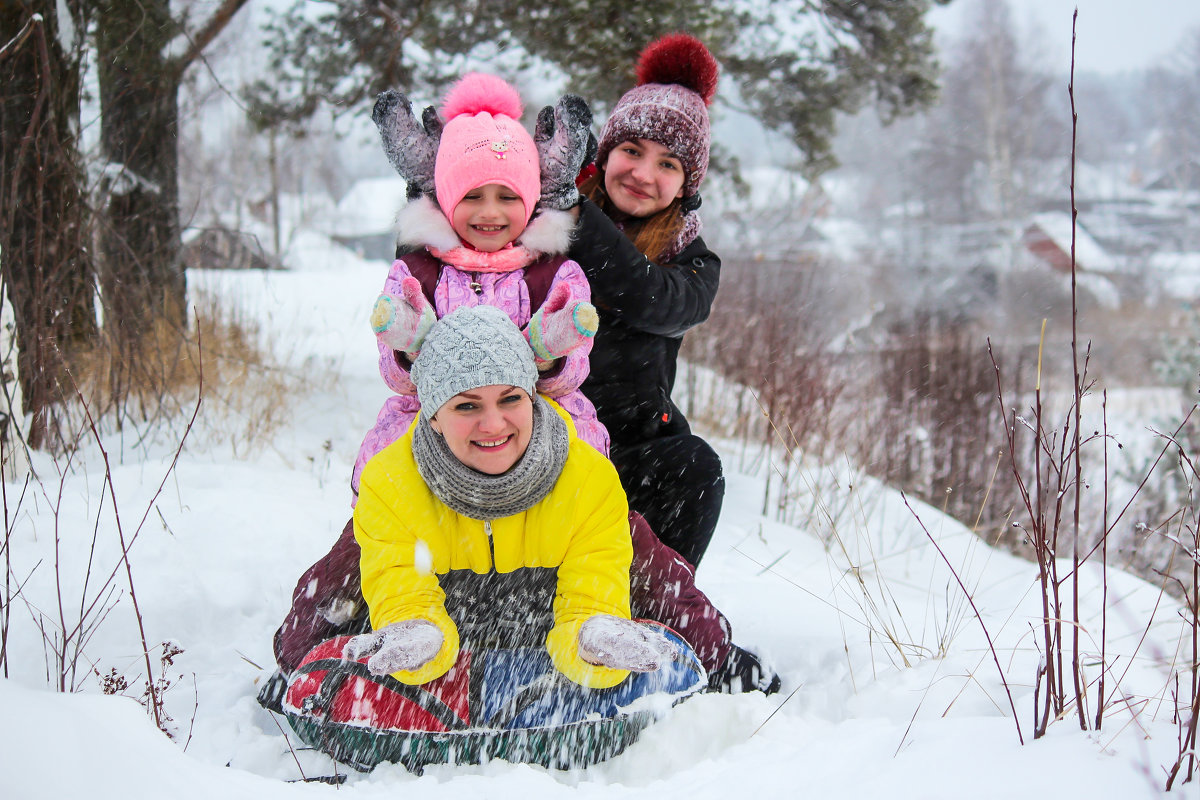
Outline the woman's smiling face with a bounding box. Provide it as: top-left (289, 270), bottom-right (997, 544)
top-left (602, 138), bottom-right (686, 217)
top-left (429, 385), bottom-right (534, 474)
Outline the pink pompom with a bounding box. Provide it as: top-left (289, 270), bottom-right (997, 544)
top-left (440, 72), bottom-right (524, 121)
top-left (635, 33), bottom-right (719, 107)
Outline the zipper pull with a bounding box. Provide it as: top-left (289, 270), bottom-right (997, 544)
top-left (484, 520), bottom-right (495, 565)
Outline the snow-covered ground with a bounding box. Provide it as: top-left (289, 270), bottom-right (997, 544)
top-left (1, 246), bottom-right (1194, 798)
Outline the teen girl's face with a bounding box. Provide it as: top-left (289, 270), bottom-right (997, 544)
top-left (429, 385), bottom-right (534, 475)
top-left (603, 138), bottom-right (686, 218)
top-left (451, 183), bottom-right (527, 252)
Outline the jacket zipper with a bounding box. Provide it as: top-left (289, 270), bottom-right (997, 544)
top-left (484, 520), bottom-right (494, 565)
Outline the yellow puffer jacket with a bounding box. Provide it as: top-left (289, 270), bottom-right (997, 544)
top-left (354, 400), bottom-right (633, 688)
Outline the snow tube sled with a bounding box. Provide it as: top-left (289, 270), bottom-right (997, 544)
top-left (281, 623), bottom-right (705, 772)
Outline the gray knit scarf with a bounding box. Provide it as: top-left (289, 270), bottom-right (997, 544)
top-left (412, 396), bottom-right (569, 521)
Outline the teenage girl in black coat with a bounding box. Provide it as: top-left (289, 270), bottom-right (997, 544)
top-left (568, 33), bottom-right (723, 569)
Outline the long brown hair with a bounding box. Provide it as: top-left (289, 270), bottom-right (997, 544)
top-left (579, 171), bottom-right (684, 266)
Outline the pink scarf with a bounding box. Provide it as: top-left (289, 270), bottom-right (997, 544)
top-left (428, 243), bottom-right (537, 273)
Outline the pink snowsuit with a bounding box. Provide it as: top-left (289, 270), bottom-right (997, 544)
top-left (350, 199), bottom-right (609, 502)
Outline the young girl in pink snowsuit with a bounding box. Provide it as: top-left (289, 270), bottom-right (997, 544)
top-left (350, 73), bottom-right (606, 503)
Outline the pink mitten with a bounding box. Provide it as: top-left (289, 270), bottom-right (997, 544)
top-left (525, 282), bottom-right (598, 369)
top-left (342, 619), bottom-right (443, 676)
top-left (371, 276), bottom-right (436, 355)
top-left (577, 615), bottom-right (677, 672)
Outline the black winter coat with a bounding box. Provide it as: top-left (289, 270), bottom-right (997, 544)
top-left (568, 199), bottom-right (721, 447)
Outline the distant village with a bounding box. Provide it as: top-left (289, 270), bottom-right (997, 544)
top-left (181, 156), bottom-right (1200, 315)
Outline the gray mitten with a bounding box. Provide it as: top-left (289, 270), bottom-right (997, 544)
top-left (372, 90), bottom-right (443, 200)
top-left (577, 615), bottom-right (677, 672)
top-left (342, 619), bottom-right (443, 675)
top-left (534, 94), bottom-right (593, 210)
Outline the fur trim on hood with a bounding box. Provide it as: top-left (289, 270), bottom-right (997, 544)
top-left (395, 195), bottom-right (460, 252)
top-left (518, 208), bottom-right (575, 256)
top-left (395, 195), bottom-right (575, 257)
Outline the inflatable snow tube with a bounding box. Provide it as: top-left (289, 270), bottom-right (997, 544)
top-left (281, 623), bottom-right (705, 772)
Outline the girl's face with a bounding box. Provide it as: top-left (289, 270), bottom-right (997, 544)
top-left (429, 385), bottom-right (534, 475)
top-left (603, 138), bottom-right (686, 218)
top-left (451, 183), bottom-right (527, 252)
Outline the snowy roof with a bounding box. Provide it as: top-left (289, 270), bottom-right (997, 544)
top-left (330, 176), bottom-right (409, 237)
top-left (1027, 159), bottom-right (1146, 204)
top-left (281, 229), bottom-right (383, 272)
top-left (1072, 161), bottom-right (1146, 201)
top-left (1146, 251), bottom-right (1200, 299)
top-left (1025, 212), bottom-right (1116, 272)
top-left (1142, 159), bottom-right (1200, 192)
top-left (1148, 251), bottom-right (1200, 272)
top-left (273, 191), bottom-right (339, 238)
top-left (1143, 187), bottom-right (1200, 210)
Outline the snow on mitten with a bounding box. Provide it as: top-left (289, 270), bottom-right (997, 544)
top-left (707, 643), bottom-right (781, 695)
top-left (372, 89), bottom-right (443, 200)
top-left (534, 94), bottom-right (594, 210)
top-left (577, 614), bottom-right (677, 672)
top-left (342, 619), bottom-right (444, 676)
top-left (371, 276), bottom-right (436, 356)
top-left (525, 281), bottom-right (598, 369)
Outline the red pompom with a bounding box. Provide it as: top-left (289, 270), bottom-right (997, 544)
top-left (575, 162), bottom-right (599, 187)
top-left (441, 73), bottom-right (524, 120)
top-left (635, 33), bottom-right (719, 106)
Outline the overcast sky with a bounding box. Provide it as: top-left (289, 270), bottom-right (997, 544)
top-left (930, 0), bottom-right (1200, 74)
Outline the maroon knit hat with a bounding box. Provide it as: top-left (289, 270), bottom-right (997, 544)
top-left (595, 34), bottom-right (719, 199)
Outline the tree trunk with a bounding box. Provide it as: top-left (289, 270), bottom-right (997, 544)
top-left (0, 4), bottom-right (97, 450)
top-left (95, 0), bottom-right (187, 368)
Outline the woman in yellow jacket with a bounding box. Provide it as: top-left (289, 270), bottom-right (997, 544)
top-left (347, 305), bottom-right (678, 690)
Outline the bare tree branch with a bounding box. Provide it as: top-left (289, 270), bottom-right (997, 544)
top-left (169, 0), bottom-right (249, 77)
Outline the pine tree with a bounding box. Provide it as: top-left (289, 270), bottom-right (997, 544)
top-left (248, 0), bottom-right (951, 175)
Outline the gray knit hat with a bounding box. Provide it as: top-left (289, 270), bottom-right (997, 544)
top-left (412, 305), bottom-right (538, 415)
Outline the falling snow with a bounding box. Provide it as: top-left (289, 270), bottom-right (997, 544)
top-left (0, 237), bottom-right (1191, 799)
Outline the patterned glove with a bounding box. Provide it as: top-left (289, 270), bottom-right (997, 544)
top-left (525, 281), bottom-right (598, 369)
top-left (342, 619), bottom-right (444, 676)
top-left (372, 90), bottom-right (443, 200)
top-left (371, 276), bottom-right (436, 355)
top-left (577, 615), bottom-right (677, 672)
top-left (534, 94), bottom-right (594, 210)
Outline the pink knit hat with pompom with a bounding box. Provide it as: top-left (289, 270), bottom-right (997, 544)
top-left (434, 74), bottom-right (540, 224)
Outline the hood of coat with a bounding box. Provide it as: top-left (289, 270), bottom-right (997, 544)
top-left (395, 195), bottom-right (575, 258)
